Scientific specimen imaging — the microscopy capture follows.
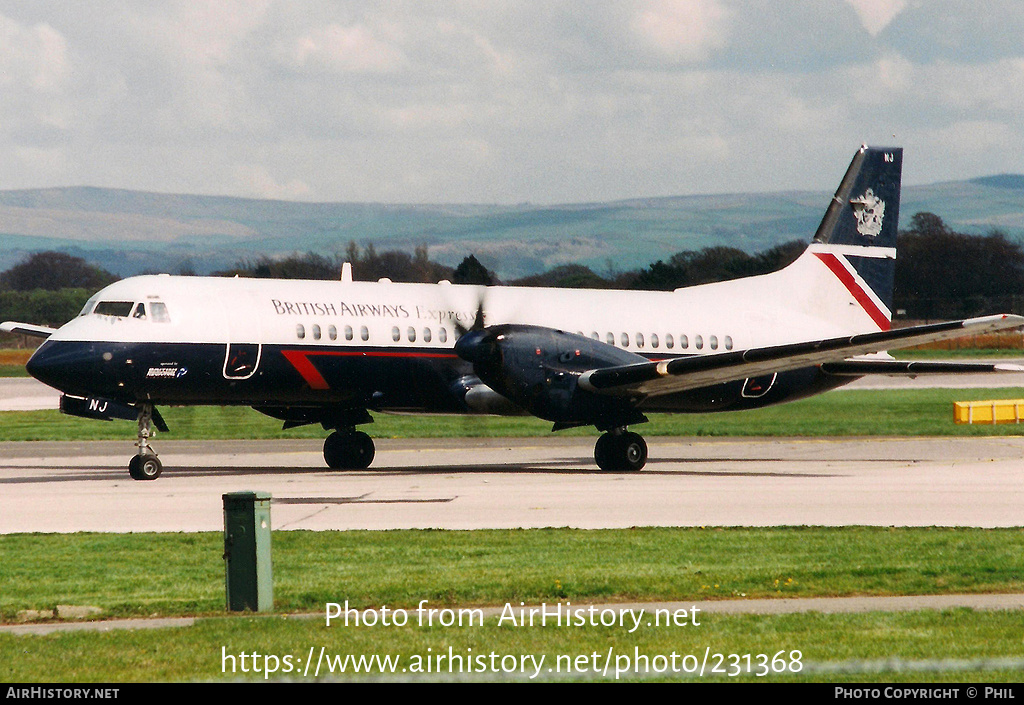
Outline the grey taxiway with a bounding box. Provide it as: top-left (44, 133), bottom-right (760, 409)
top-left (2, 435), bottom-right (1023, 533)
top-left (3, 374), bottom-right (1024, 533)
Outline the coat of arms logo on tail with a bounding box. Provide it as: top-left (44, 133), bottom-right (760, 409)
top-left (850, 188), bottom-right (885, 238)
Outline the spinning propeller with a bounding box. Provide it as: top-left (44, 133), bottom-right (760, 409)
top-left (453, 291), bottom-right (495, 365)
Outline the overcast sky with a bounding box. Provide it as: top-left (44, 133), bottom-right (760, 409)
top-left (1, 1), bottom-right (1023, 204)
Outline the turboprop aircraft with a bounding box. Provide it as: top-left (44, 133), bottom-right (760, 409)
top-left (4, 145), bottom-right (1024, 480)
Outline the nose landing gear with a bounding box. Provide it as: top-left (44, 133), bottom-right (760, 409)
top-left (128, 404), bottom-right (164, 480)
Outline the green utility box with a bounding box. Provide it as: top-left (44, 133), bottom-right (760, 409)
top-left (223, 491), bottom-right (273, 612)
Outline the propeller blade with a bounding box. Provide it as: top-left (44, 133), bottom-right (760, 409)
top-left (454, 289), bottom-right (487, 337)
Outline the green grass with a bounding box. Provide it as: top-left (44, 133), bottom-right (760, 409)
top-left (5, 387), bottom-right (1024, 441)
top-left (2, 528), bottom-right (1024, 682)
top-left (5, 610), bottom-right (1024, 682)
top-left (0, 349), bottom-right (31, 377)
top-left (3, 527), bottom-right (1023, 621)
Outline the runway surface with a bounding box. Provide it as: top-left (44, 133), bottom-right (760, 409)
top-left (0, 378), bottom-right (60, 411)
top-left (2, 436), bottom-right (1023, 533)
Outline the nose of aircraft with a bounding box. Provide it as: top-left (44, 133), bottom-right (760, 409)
top-left (26, 340), bottom-right (78, 392)
top-left (26, 340), bottom-right (129, 399)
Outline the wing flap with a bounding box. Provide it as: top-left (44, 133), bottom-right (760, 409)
top-left (579, 314), bottom-right (1024, 397)
top-left (820, 359), bottom-right (1024, 376)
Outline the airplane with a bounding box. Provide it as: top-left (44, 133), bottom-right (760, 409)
top-left (4, 145), bottom-right (1024, 480)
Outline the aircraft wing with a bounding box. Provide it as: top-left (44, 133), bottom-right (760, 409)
top-left (578, 314), bottom-right (1024, 398)
top-left (0, 321), bottom-right (57, 339)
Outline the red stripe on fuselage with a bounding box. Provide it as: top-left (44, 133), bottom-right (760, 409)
top-left (813, 252), bottom-right (891, 331)
top-left (281, 349), bottom-right (459, 391)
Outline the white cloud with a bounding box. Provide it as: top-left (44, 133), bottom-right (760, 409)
top-left (632, 0), bottom-right (731, 63)
top-left (845, 0), bottom-right (907, 36)
top-left (277, 22), bottom-right (406, 73)
top-left (0, 1), bottom-right (1023, 202)
top-left (0, 14), bottom-right (67, 92)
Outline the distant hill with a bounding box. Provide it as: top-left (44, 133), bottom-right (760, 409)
top-left (1, 177), bottom-right (1023, 280)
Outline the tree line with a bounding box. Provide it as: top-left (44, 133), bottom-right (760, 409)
top-left (3, 212), bottom-right (1023, 345)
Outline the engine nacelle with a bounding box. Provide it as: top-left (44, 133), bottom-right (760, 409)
top-left (451, 375), bottom-right (529, 416)
top-left (455, 324), bottom-right (649, 430)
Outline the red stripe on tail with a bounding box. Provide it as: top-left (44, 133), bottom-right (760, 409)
top-left (813, 252), bottom-right (891, 331)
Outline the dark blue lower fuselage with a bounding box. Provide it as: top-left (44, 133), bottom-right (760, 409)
top-left (26, 338), bottom-right (853, 421)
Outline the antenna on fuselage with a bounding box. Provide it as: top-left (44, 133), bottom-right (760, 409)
top-left (341, 262), bottom-right (353, 283)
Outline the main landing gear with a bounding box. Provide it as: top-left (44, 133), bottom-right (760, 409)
top-left (594, 428), bottom-right (648, 472)
top-left (323, 429), bottom-right (375, 469)
top-left (128, 404), bottom-right (163, 480)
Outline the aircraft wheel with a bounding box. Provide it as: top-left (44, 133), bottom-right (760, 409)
top-left (594, 433), bottom-right (617, 471)
top-left (324, 430), bottom-right (375, 469)
top-left (619, 432), bottom-right (648, 472)
top-left (128, 454), bottom-right (163, 481)
top-left (594, 432), bottom-right (647, 472)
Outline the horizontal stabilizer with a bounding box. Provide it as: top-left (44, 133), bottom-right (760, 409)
top-left (0, 321), bottom-right (57, 339)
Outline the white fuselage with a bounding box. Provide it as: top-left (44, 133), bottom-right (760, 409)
top-left (52, 245), bottom-right (878, 355)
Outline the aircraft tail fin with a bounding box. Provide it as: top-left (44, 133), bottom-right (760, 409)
top-left (793, 145), bottom-right (902, 331)
top-left (813, 145), bottom-right (902, 251)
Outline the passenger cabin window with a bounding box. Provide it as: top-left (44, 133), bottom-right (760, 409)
top-left (94, 301), bottom-right (134, 318)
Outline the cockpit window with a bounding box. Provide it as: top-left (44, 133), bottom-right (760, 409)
top-left (133, 303), bottom-right (147, 319)
top-left (93, 301), bottom-right (134, 317)
top-left (78, 297), bottom-right (98, 317)
top-left (150, 302), bottom-right (170, 323)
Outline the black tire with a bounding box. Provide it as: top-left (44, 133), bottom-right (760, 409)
top-left (323, 431), bottom-right (347, 468)
top-left (346, 431), bottom-right (375, 469)
top-left (594, 433), bottom-right (617, 471)
top-left (619, 432), bottom-right (648, 472)
top-left (128, 454), bottom-right (163, 481)
top-left (594, 432), bottom-right (647, 472)
top-left (324, 431), bottom-right (376, 469)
